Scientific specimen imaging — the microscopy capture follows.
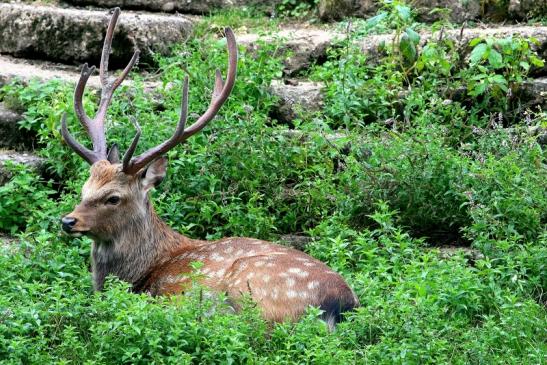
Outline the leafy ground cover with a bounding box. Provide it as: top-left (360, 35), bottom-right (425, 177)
top-left (0, 3), bottom-right (546, 364)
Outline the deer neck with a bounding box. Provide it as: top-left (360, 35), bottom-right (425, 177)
top-left (90, 201), bottom-right (195, 291)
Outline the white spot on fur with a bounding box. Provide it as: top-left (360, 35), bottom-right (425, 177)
top-left (271, 288), bottom-right (279, 300)
top-left (224, 246), bottom-right (234, 254)
top-left (246, 272), bottom-right (255, 280)
top-left (303, 262), bottom-right (316, 267)
top-left (286, 290), bottom-right (297, 298)
top-left (286, 278), bottom-right (295, 287)
top-left (211, 252), bottom-right (225, 262)
top-left (280, 272), bottom-right (290, 278)
top-left (254, 261), bottom-right (265, 267)
top-left (214, 268), bottom-right (226, 278)
top-left (235, 249), bottom-right (244, 256)
top-left (307, 281), bottom-right (320, 290)
top-left (288, 267), bottom-right (309, 277)
top-left (234, 279), bottom-right (242, 286)
top-left (298, 291), bottom-right (309, 299)
top-left (262, 275), bottom-right (271, 283)
top-left (266, 262), bottom-right (275, 268)
top-left (295, 257), bottom-right (310, 262)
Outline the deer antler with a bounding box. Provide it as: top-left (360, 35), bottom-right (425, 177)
top-left (121, 28), bottom-right (238, 175)
top-left (61, 7), bottom-right (139, 164)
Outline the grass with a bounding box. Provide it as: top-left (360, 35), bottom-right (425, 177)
top-left (0, 3), bottom-right (546, 364)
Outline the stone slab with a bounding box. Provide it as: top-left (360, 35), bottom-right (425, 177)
top-left (0, 3), bottom-right (194, 66)
top-left (238, 25), bottom-right (547, 75)
top-left (64, 0), bottom-right (279, 14)
top-left (270, 79), bottom-right (324, 123)
top-left (268, 75), bottom-right (547, 123)
top-left (238, 27), bottom-right (341, 75)
top-left (0, 150), bottom-right (45, 185)
top-left (0, 102), bottom-right (35, 150)
top-left (0, 54), bottom-right (160, 92)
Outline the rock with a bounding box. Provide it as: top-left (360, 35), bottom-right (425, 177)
top-left (0, 150), bottom-right (45, 185)
top-left (270, 80), bottom-right (324, 123)
top-left (413, 0), bottom-right (481, 23)
top-left (0, 55), bottom-right (161, 99)
top-left (239, 26), bottom-right (546, 75)
top-left (64, 0), bottom-right (279, 14)
top-left (357, 25), bottom-right (547, 65)
top-left (318, 0), bottom-right (379, 21)
top-left (278, 234), bottom-right (313, 250)
top-left (0, 3), bottom-right (194, 67)
top-left (238, 28), bottom-right (341, 75)
top-left (0, 103), bottom-right (35, 151)
top-left (508, 0), bottom-right (547, 20)
top-left (0, 234), bottom-right (19, 254)
top-left (319, 0), bottom-right (480, 23)
top-left (437, 245), bottom-right (485, 263)
top-left (520, 77), bottom-right (547, 109)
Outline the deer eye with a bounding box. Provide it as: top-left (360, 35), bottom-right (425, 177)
top-left (105, 196), bottom-right (121, 205)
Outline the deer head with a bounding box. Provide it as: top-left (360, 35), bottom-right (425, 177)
top-left (60, 8), bottom-right (237, 241)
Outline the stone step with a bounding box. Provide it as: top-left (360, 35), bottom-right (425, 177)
top-left (0, 54), bottom-right (160, 92)
top-left (319, 0), bottom-right (545, 23)
top-left (0, 3), bottom-right (194, 67)
top-left (0, 54), bottom-right (164, 149)
top-left (0, 150), bottom-right (45, 185)
top-left (239, 25), bottom-right (547, 75)
top-left (0, 102), bottom-right (34, 151)
top-left (0, 234), bottom-right (19, 253)
top-left (269, 77), bottom-right (547, 123)
top-left (270, 79), bottom-right (324, 123)
top-left (239, 28), bottom-right (340, 76)
top-left (64, 0), bottom-right (277, 14)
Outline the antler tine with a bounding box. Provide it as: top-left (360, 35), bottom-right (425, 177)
top-left (180, 27), bottom-right (237, 140)
top-left (123, 28), bottom-right (237, 174)
top-left (95, 7), bottom-right (140, 135)
top-left (61, 113), bottom-right (97, 164)
top-left (122, 116), bottom-right (142, 172)
top-left (122, 76), bottom-right (189, 174)
top-left (99, 7), bottom-right (119, 87)
top-left (62, 7), bottom-right (140, 165)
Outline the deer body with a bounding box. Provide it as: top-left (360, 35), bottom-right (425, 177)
top-left (61, 8), bottom-right (358, 327)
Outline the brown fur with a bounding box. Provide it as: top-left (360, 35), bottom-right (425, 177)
top-left (64, 160), bottom-right (359, 325)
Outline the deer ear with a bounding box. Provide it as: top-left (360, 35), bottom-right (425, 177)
top-left (141, 157), bottom-right (167, 192)
top-left (107, 143), bottom-right (120, 163)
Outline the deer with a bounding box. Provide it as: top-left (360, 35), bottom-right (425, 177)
top-left (60, 8), bottom-right (359, 329)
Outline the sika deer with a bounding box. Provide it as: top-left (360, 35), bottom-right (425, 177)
top-left (61, 8), bottom-right (358, 327)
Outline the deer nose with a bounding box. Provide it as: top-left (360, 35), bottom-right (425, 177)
top-left (61, 216), bottom-right (77, 232)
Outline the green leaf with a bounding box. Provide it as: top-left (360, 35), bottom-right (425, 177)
top-left (469, 37), bottom-right (483, 47)
top-left (367, 12), bottom-right (387, 27)
top-left (396, 5), bottom-right (412, 22)
top-left (399, 34), bottom-right (417, 63)
top-left (519, 61), bottom-right (530, 71)
top-left (470, 82), bottom-right (487, 96)
top-left (470, 43), bottom-right (488, 64)
top-left (405, 28), bottom-right (421, 45)
top-left (530, 55), bottom-right (545, 67)
top-left (488, 50), bottom-right (503, 69)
